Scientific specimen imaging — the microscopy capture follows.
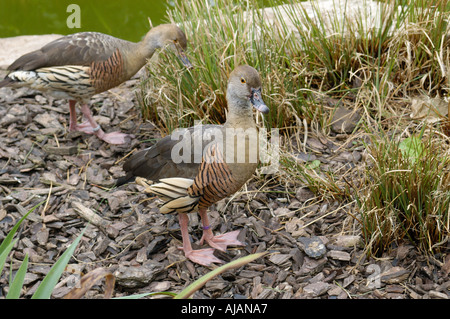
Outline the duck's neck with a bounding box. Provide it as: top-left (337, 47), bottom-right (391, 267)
top-left (122, 32), bottom-right (160, 79)
top-left (224, 97), bottom-right (256, 129)
top-left (138, 30), bottom-right (161, 58)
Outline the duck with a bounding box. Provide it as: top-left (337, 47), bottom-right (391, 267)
top-left (118, 65), bottom-right (269, 266)
top-left (0, 24), bottom-right (192, 144)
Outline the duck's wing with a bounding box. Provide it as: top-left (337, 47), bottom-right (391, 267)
top-left (7, 32), bottom-right (127, 71)
top-left (119, 124), bottom-right (223, 184)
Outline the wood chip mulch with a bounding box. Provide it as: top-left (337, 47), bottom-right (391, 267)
top-left (0, 78), bottom-right (448, 299)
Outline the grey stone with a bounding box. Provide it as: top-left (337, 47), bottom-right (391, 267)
top-left (298, 236), bottom-right (327, 259)
top-left (114, 260), bottom-right (165, 288)
top-left (303, 282), bottom-right (331, 297)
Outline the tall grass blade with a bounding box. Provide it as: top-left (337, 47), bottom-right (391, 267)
top-left (174, 252), bottom-right (267, 299)
top-left (6, 253), bottom-right (29, 299)
top-left (114, 291), bottom-right (178, 299)
top-left (31, 227), bottom-right (86, 299)
top-left (0, 239), bottom-right (18, 276)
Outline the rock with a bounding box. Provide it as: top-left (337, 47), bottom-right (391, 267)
top-left (407, 288), bottom-right (422, 299)
top-left (106, 221), bottom-right (130, 238)
top-left (77, 251), bottom-right (97, 262)
top-left (309, 272), bottom-right (325, 283)
top-left (303, 282), bottom-right (330, 297)
top-left (114, 260), bottom-right (165, 288)
top-left (289, 247), bottom-right (304, 269)
top-left (85, 167), bottom-right (111, 186)
top-left (106, 190), bottom-right (129, 212)
top-left (239, 270), bottom-right (263, 278)
top-left (0, 105), bottom-right (30, 125)
top-left (330, 105), bottom-right (361, 134)
top-left (298, 236), bottom-right (327, 259)
top-left (136, 247), bottom-right (147, 263)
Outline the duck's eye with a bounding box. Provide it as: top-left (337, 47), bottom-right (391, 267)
top-left (174, 39), bottom-right (178, 43)
top-left (240, 77), bottom-right (246, 84)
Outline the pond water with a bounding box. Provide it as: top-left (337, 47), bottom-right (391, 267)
top-left (0, 0), bottom-right (170, 41)
top-left (0, 0), bottom-right (288, 42)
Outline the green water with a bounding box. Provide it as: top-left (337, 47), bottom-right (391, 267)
top-left (0, 0), bottom-right (174, 41)
top-left (0, 0), bottom-right (288, 42)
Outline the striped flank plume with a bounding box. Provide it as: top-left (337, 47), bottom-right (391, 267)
top-left (5, 66), bottom-right (94, 100)
top-left (136, 177), bottom-right (199, 214)
top-left (136, 143), bottom-right (237, 214)
top-left (188, 143), bottom-right (237, 209)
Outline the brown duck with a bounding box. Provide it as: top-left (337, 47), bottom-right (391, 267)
top-left (119, 65), bottom-right (269, 266)
top-left (0, 24), bottom-right (192, 144)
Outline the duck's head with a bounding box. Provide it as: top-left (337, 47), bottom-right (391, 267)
top-left (227, 65), bottom-right (269, 114)
top-left (146, 24), bottom-right (192, 68)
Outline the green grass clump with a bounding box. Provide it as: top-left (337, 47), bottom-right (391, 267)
top-left (357, 129), bottom-right (450, 256)
top-left (140, 0), bottom-right (311, 134)
top-left (139, 0), bottom-right (449, 134)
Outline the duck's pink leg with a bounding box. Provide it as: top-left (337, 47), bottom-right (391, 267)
top-left (178, 213), bottom-right (223, 266)
top-left (78, 103), bottom-right (133, 144)
top-left (198, 208), bottom-right (243, 252)
top-left (68, 100), bottom-right (100, 133)
top-left (69, 100), bottom-right (85, 131)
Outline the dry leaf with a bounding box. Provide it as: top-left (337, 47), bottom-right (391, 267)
top-left (410, 96), bottom-right (448, 122)
top-left (63, 267), bottom-right (115, 299)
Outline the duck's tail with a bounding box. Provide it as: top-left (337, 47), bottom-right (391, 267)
top-left (0, 76), bottom-right (13, 88)
top-left (136, 177), bottom-right (199, 214)
top-left (1, 71), bottom-right (37, 87)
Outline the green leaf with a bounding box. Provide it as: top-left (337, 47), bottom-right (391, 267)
top-left (6, 253), bottom-right (29, 299)
top-left (0, 201), bottom-right (44, 256)
top-left (31, 227), bottom-right (86, 299)
top-left (174, 252), bottom-right (267, 299)
top-left (114, 291), bottom-right (178, 299)
top-left (306, 160), bottom-right (321, 170)
top-left (399, 136), bottom-right (423, 164)
top-left (0, 239), bottom-right (18, 276)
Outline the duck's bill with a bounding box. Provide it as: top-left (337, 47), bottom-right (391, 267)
top-left (177, 49), bottom-right (193, 69)
top-left (250, 88), bottom-right (269, 114)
